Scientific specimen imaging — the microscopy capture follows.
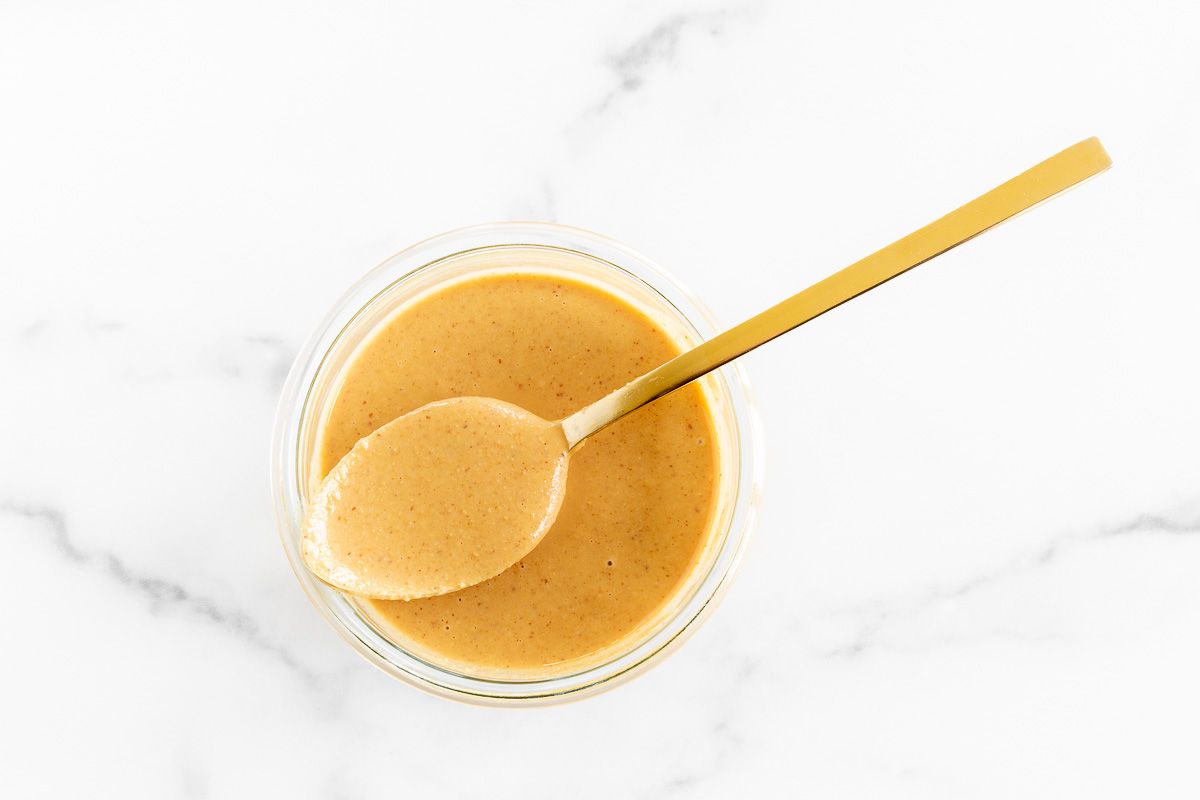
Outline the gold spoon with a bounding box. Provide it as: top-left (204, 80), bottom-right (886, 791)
top-left (302, 138), bottom-right (1112, 600)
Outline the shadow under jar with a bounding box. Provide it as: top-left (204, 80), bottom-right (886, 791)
top-left (272, 223), bottom-right (762, 704)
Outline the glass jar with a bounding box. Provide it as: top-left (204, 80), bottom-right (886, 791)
top-left (271, 222), bottom-right (762, 704)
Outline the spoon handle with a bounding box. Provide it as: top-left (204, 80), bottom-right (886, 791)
top-left (561, 137), bottom-right (1112, 449)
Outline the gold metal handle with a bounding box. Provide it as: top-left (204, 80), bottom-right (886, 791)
top-left (561, 137), bottom-right (1112, 449)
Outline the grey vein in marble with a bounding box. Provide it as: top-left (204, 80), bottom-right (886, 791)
top-left (19, 318), bottom-right (50, 339)
top-left (591, 12), bottom-right (708, 116)
top-left (177, 756), bottom-right (209, 800)
top-left (823, 508), bottom-right (1200, 659)
top-left (640, 654), bottom-right (754, 798)
top-left (506, 177), bottom-right (558, 223)
top-left (215, 334), bottom-right (297, 394)
top-left (524, 4), bottom-right (759, 230)
top-left (581, 3), bottom-right (759, 120)
top-left (650, 717), bottom-right (743, 796)
top-left (15, 315), bottom-right (124, 342)
top-left (1, 501), bottom-right (320, 687)
top-left (10, 316), bottom-right (296, 397)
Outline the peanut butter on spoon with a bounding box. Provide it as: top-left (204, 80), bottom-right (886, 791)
top-left (302, 397), bottom-right (569, 600)
top-left (302, 138), bottom-right (1111, 601)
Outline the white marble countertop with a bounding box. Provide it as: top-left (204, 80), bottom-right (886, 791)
top-left (3, 1), bottom-right (1199, 797)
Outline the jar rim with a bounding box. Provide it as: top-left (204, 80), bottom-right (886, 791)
top-left (270, 222), bottom-right (763, 705)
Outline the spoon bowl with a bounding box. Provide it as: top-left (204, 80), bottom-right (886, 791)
top-left (302, 397), bottom-right (569, 600)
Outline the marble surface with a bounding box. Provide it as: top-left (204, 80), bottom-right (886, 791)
top-left (2, 1), bottom-right (1199, 796)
